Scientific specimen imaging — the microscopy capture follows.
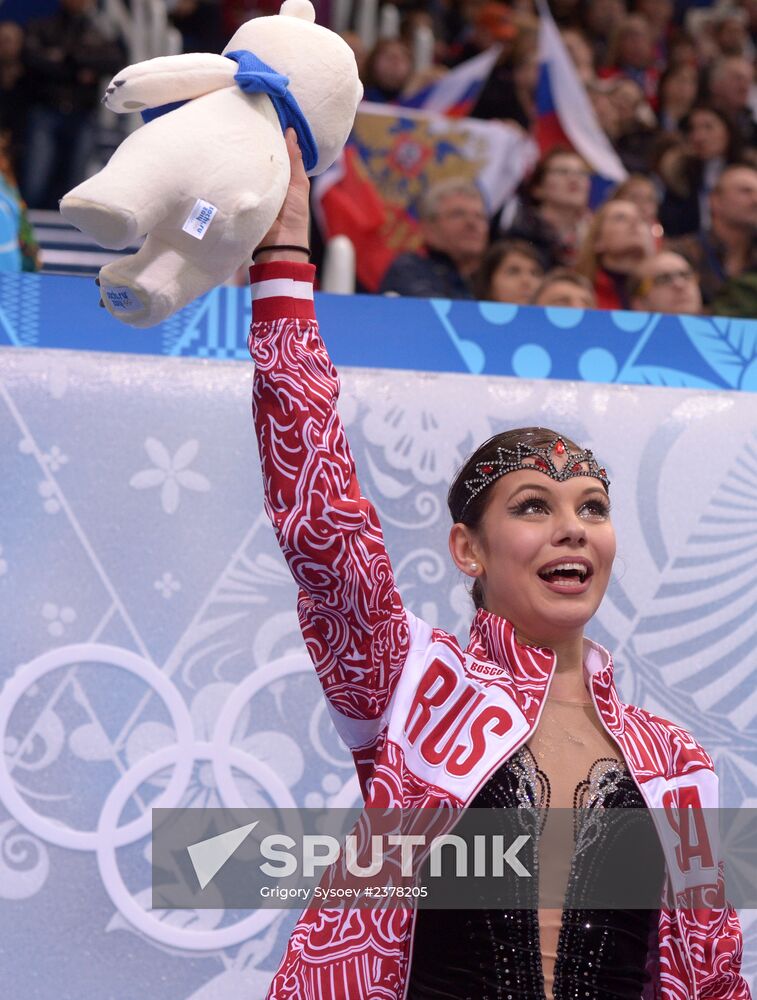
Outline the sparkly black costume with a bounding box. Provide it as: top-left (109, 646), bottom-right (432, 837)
top-left (407, 748), bottom-right (664, 1000)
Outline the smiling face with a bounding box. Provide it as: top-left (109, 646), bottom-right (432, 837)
top-left (450, 464), bottom-right (616, 647)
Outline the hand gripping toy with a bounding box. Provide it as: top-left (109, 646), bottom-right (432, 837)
top-left (59, 0), bottom-right (362, 327)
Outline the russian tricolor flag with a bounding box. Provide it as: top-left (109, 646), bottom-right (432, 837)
top-left (397, 46), bottom-right (502, 117)
top-left (535, 0), bottom-right (626, 204)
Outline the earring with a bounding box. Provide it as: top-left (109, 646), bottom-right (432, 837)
top-left (470, 563), bottom-right (478, 571)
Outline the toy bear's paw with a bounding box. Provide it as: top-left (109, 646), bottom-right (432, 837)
top-left (103, 71), bottom-right (149, 112)
top-left (101, 78), bottom-right (134, 108)
top-left (102, 54), bottom-right (237, 114)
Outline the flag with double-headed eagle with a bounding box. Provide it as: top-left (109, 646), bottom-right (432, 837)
top-left (312, 103), bottom-right (536, 293)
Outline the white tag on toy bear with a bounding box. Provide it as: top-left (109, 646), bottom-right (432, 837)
top-left (182, 199), bottom-right (218, 240)
top-left (105, 286), bottom-right (144, 312)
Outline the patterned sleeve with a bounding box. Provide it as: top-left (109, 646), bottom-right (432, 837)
top-left (689, 871), bottom-right (752, 999)
top-left (248, 261), bottom-right (410, 725)
top-left (657, 865), bottom-right (751, 999)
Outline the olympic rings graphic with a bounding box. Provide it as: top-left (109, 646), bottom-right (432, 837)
top-left (0, 644), bottom-right (317, 951)
top-left (0, 644), bottom-right (195, 851)
top-left (96, 740), bottom-right (297, 950)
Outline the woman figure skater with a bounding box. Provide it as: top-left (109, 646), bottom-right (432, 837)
top-left (248, 131), bottom-right (750, 1000)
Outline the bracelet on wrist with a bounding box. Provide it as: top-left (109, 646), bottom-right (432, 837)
top-left (252, 243), bottom-right (311, 262)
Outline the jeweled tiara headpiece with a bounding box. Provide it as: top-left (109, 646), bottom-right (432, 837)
top-left (457, 437), bottom-right (610, 519)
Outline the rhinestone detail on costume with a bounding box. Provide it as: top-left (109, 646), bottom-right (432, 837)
top-left (405, 750), bottom-right (662, 1000)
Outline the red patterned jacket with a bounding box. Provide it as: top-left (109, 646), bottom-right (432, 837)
top-left (248, 261), bottom-right (750, 1000)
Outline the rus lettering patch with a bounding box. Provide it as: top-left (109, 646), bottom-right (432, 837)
top-left (182, 199), bottom-right (218, 240)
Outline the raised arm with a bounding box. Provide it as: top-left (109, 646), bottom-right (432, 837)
top-left (249, 131), bottom-right (410, 731)
top-left (102, 54), bottom-right (236, 114)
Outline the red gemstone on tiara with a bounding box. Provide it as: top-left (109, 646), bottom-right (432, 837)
top-left (599, 468), bottom-right (607, 476)
top-left (571, 462), bottom-right (582, 472)
top-left (554, 440), bottom-right (566, 455)
top-left (481, 464), bottom-right (494, 474)
top-left (534, 458), bottom-right (549, 471)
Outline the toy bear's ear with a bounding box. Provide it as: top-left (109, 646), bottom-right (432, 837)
top-left (279, 0), bottom-right (315, 22)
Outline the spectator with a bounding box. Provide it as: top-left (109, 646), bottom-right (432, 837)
top-left (665, 164), bottom-right (757, 307)
top-left (21, 0), bottom-right (124, 209)
top-left (589, 77), bottom-right (622, 138)
top-left (471, 31), bottom-right (539, 129)
top-left (363, 35), bottom-right (446, 105)
top-left (0, 21), bottom-right (29, 176)
top-left (656, 61), bottom-right (699, 132)
top-left (473, 239), bottom-right (544, 304)
top-left (606, 76), bottom-right (659, 173)
top-left (602, 15), bottom-right (659, 103)
top-left (611, 174), bottom-right (659, 226)
top-left (169, 0), bottom-right (225, 54)
top-left (379, 179), bottom-right (489, 299)
top-left (633, 0), bottom-right (674, 66)
top-left (221, 0), bottom-right (278, 37)
top-left (561, 28), bottom-right (597, 86)
top-left (628, 250), bottom-right (703, 314)
top-left (666, 32), bottom-right (699, 70)
top-left (580, 0), bottom-right (626, 68)
top-left (340, 31), bottom-right (367, 79)
top-left (0, 133), bottom-right (38, 272)
top-left (531, 268), bottom-right (597, 309)
top-left (545, 0), bottom-right (581, 29)
top-left (576, 198), bottom-right (653, 308)
top-left (706, 55), bottom-right (757, 147)
top-left (610, 174), bottom-right (663, 242)
top-left (747, 0), bottom-right (757, 49)
top-left (711, 271), bottom-right (757, 317)
top-left (503, 148), bottom-right (592, 268)
top-left (447, 2), bottom-right (518, 66)
top-left (712, 9), bottom-right (752, 59)
top-left (659, 105), bottom-right (743, 235)
top-left (362, 38), bottom-right (415, 103)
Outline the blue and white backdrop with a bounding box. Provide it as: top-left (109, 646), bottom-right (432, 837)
top-left (1, 288), bottom-right (756, 997)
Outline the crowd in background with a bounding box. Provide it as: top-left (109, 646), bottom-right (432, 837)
top-left (1, 0), bottom-right (757, 317)
top-left (351, 0), bottom-right (757, 317)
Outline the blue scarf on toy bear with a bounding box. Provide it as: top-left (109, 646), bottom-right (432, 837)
top-left (140, 50), bottom-right (318, 172)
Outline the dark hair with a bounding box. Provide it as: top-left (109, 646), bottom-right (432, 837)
top-left (448, 426), bottom-right (582, 610)
top-left (657, 60), bottom-right (702, 108)
top-left (522, 146), bottom-right (589, 205)
top-left (362, 37), bottom-right (412, 93)
top-left (680, 104), bottom-right (743, 163)
top-left (472, 239), bottom-right (545, 299)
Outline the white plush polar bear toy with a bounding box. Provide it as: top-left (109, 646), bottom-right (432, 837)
top-left (59, 0), bottom-right (362, 328)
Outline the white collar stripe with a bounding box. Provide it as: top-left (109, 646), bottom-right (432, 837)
top-left (251, 277), bottom-right (314, 301)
